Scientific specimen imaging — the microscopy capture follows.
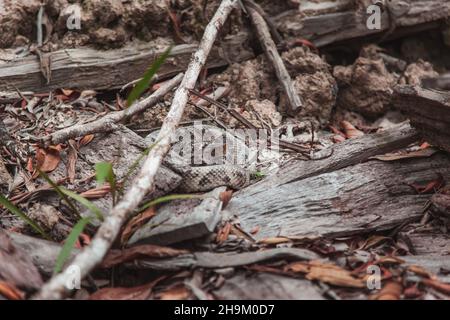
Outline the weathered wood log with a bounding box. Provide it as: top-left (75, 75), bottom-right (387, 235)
top-left (226, 152), bottom-right (450, 239)
top-left (221, 124), bottom-right (450, 239)
top-left (393, 85), bottom-right (450, 153)
top-left (276, 0), bottom-right (450, 47)
top-left (0, 1), bottom-right (447, 93)
top-left (127, 187), bottom-right (226, 246)
top-left (129, 247), bottom-right (319, 271)
top-left (212, 272), bottom-right (325, 300)
top-left (0, 35), bottom-right (253, 93)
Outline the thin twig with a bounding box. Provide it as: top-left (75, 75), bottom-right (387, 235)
top-left (189, 89), bottom-right (309, 155)
top-left (33, 0), bottom-right (239, 300)
top-left (244, 1), bottom-right (303, 114)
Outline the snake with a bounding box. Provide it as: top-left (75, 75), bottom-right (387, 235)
top-left (144, 124), bottom-right (263, 193)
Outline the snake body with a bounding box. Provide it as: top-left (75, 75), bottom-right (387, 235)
top-left (145, 125), bottom-right (253, 192)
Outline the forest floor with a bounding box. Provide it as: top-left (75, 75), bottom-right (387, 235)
top-left (0, 0), bottom-right (449, 300)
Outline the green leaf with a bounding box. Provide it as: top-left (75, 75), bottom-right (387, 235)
top-left (59, 187), bottom-right (104, 221)
top-left (95, 162), bottom-right (117, 204)
top-left (38, 170), bottom-right (79, 218)
top-left (126, 46), bottom-right (172, 107)
top-left (0, 194), bottom-right (51, 240)
top-left (140, 194), bottom-right (203, 211)
top-left (95, 162), bottom-right (114, 186)
top-left (53, 216), bottom-right (92, 274)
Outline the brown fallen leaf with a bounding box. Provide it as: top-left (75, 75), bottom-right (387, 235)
top-left (157, 284), bottom-right (191, 300)
top-left (216, 222), bottom-right (231, 244)
top-left (80, 184), bottom-right (112, 199)
top-left (120, 207), bottom-right (156, 244)
top-left (371, 281), bottom-right (403, 300)
top-left (422, 278), bottom-right (450, 295)
top-left (257, 237), bottom-right (292, 245)
top-left (219, 190), bottom-right (233, 208)
top-left (341, 120), bottom-right (364, 139)
top-left (407, 265), bottom-right (434, 279)
top-left (404, 285), bottom-right (423, 299)
top-left (34, 145), bottom-right (62, 174)
top-left (79, 134), bottom-right (95, 147)
top-left (66, 139), bottom-right (78, 183)
top-left (286, 261), bottom-right (365, 288)
top-left (101, 244), bottom-right (189, 269)
top-left (0, 281), bottom-right (24, 300)
top-left (370, 147), bottom-right (437, 162)
top-left (410, 174), bottom-right (445, 194)
top-left (89, 276), bottom-right (165, 300)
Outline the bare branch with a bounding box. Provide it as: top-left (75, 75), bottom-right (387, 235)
top-left (245, 2), bottom-right (303, 114)
top-left (33, 0), bottom-right (239, 300)
top-left (43, 73), bottom-right (184, 146)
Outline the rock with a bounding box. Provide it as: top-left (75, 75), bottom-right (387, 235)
top-left (334, 57), bottom-right (396, 117)
top-left (399, 60), bottom-right (439, 86)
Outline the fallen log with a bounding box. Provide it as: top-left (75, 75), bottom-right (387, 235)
top-left (393, 85), bottom-right (450, 153)
top-left (0, 1), bottom-right (448, 93)
top-left (222, 124), bottom-right (450, 239)
top-left (0, 35), bottom-right (253, 93)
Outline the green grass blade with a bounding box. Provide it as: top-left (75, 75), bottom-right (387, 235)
top-left (95, 162), bottom-right (117, 204)
top-left (126, 46), bottom-right (172, 107)
top-left (0, 194), bottom-right (51, 240)
top-left (59, 187), bottom-right (104, 221)
top-left (38, 170), bottom-right (79, 217)
top-left (53, 216), bottom-right (92, 274)
top-left (139, 194), bottom-right (204, 211)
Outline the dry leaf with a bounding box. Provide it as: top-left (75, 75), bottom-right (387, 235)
top-left (0, 281), bottom-right (24, 300)
top-left (371, 281), bottom-right (402, 300)
top-left (216, 222), bottom-right (231, 244)
top-left (120, 207), bottom-right (156, 244)
top-left (67, 140), bottom-right (78, 183)
top-left (404, 285), bottom-right (422, 299)
top-left (219, 190), bottom-right (233, 208)
top-left (422, 278), bottom-right (450, 295)
top-left (341, 121), bottom-right (364, 139)
top-left (257, 237), bottom-right (291, 245)
top-left (407, 265), bottom-right (433, 279)
top-left (158, 284), bottom-right (191, 300)
top-left (79, 134), bottom-right (95, 147)
top-left (101, 244), bottom-right (189, 269)
top-left (35, 145), bottom-right (62, 173)
top-left (89, 277), bottom-right (165, 300)
top-left (80, 184), bottom-right (112, 199)
top-left (410, 175), bottom-right (445, 194)
top-left (286, 261), bottom-right (365, 288)
top-left (371, 148), bottom-right (437, 162)
top-left (60, 88), bottom-right (74, 96)
top-left (250, 226), bottom-right (260, 235)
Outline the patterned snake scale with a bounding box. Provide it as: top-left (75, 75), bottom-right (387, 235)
top-left (145, 125), bottom-right (255, 193)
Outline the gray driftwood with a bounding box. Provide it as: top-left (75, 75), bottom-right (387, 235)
top-left (393, 85), bottom-right (450, 153)
top-left (6, 230), bottom-right (79, 276)
top-left (0, 1), bottom-right (448, 93)
top-left (0, 36), bottom-right (253, 93)
top-left (221, 124), bottom-right (450, 239)
top-left (127, 187), bottom-right (227, 246)
top-left (129, 247), bottom-right (319, 271)
top-left (276, 0), bottom-right (450, 47)
top-left (213, 272), bottom-right (325, 300)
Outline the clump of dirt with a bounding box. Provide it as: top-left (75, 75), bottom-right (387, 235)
top-left (280, 47), bottom-right (337, 125)
top-left (229, 99), bottom-right (282, 128)
top-left (333, 56), bottom-right (396, 118)
top-left (399, 59), bottom-right (439, 86)
top-left (0, 0), bottom-right (42, 48)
